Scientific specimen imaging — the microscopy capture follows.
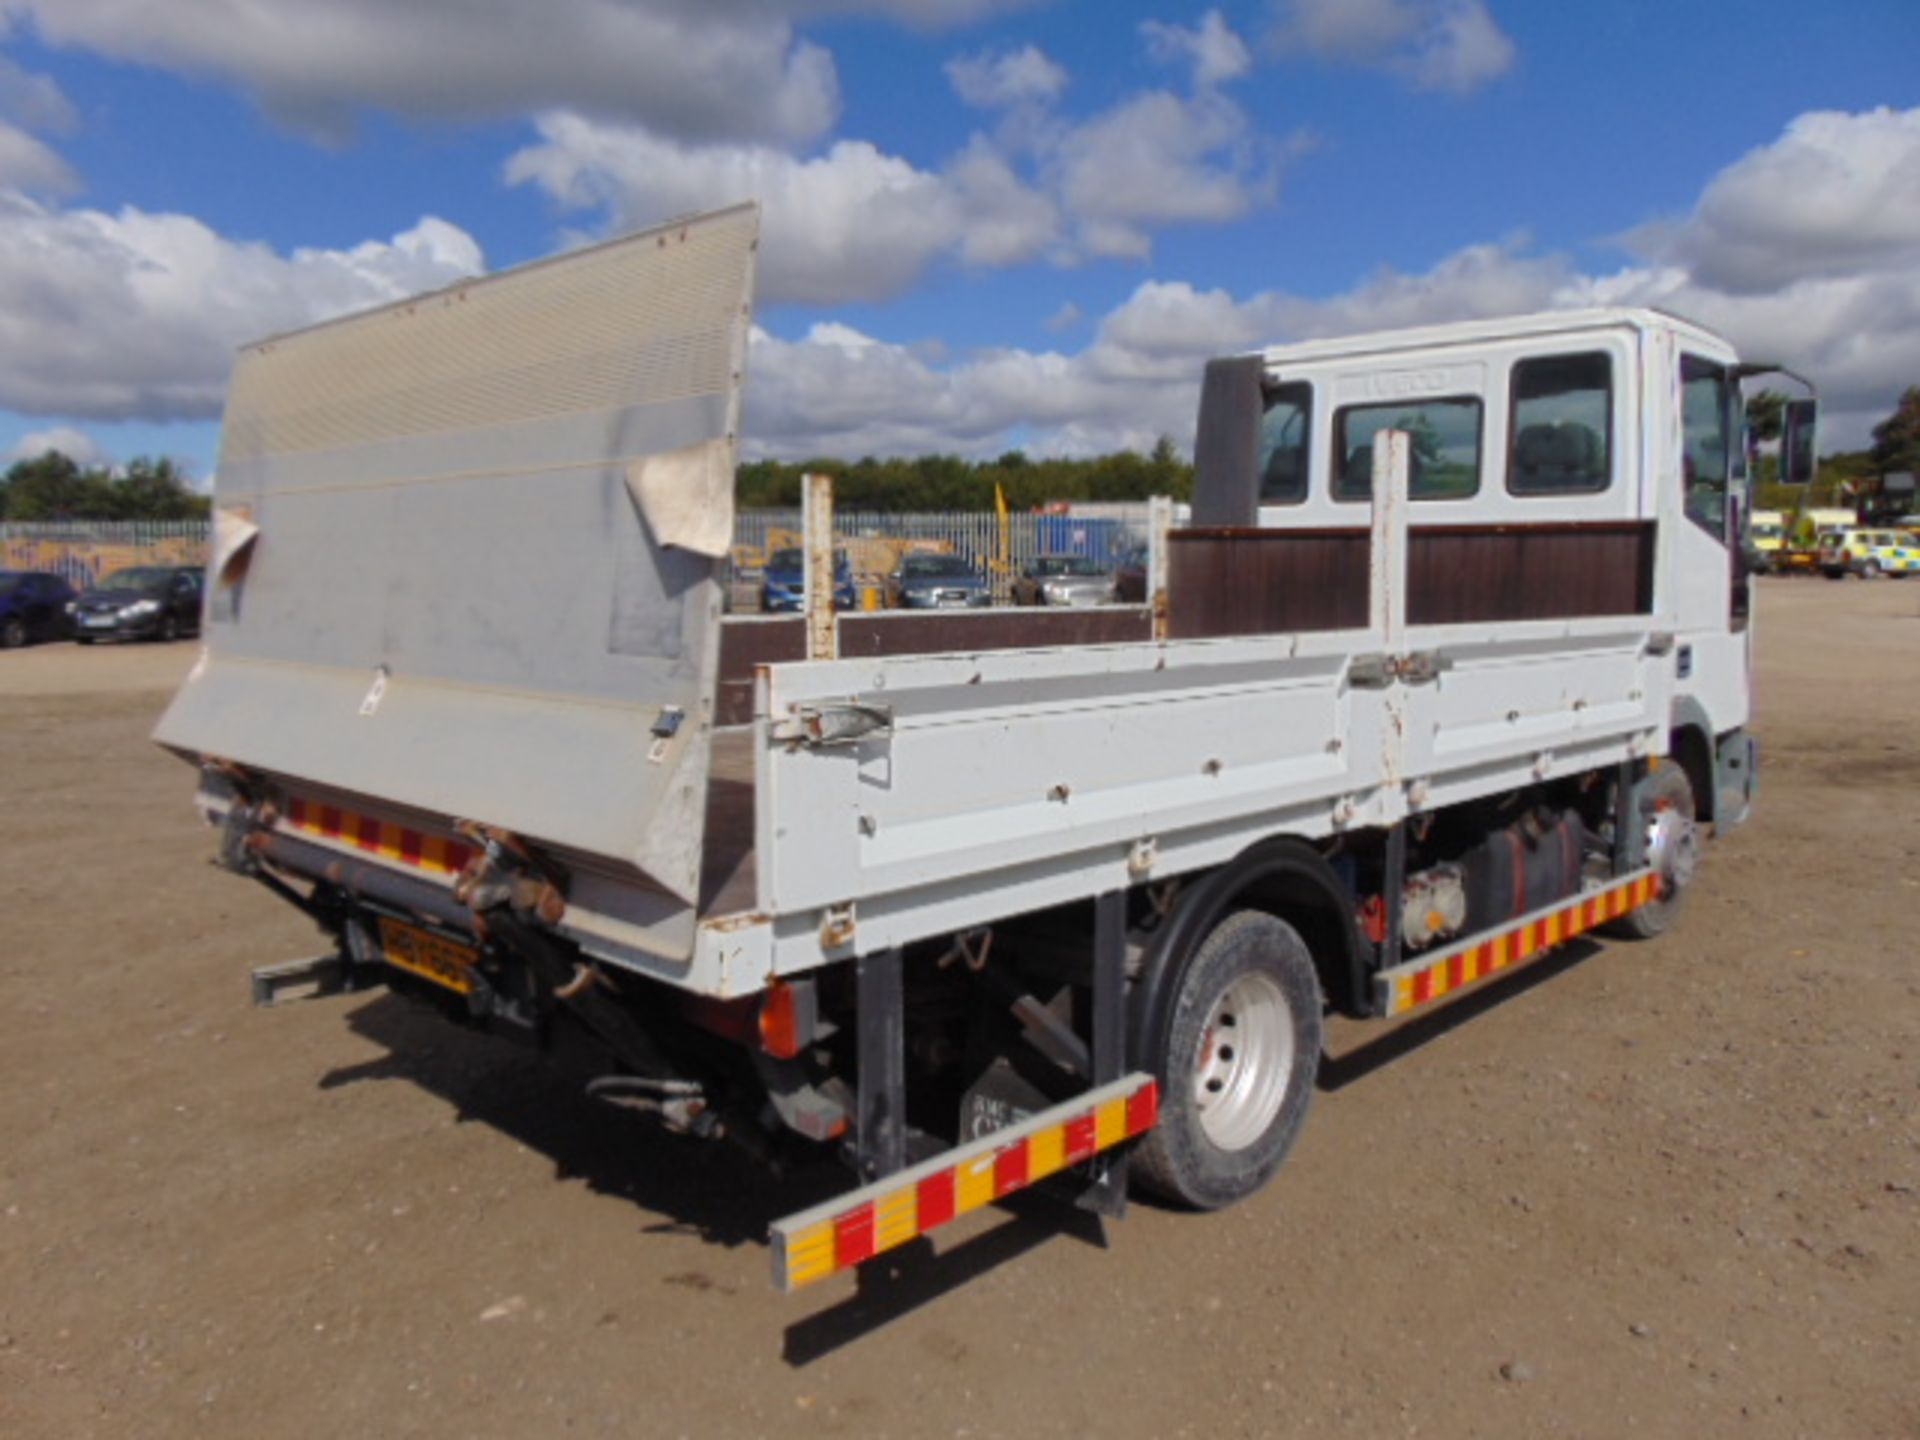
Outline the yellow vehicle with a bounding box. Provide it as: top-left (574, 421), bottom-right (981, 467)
top-left (1817, 526), bottom-right (1920, 579)
top-left (1750, 509), bottom-right (1785, 568)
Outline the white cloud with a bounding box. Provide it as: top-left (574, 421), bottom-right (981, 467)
top-left (0, 51), bottom-right (75, 133)
top-left (0, 119), bottom-right (73, 192)
top-left (7, 423), bottom-right (105, 466)
top-left (1629, 106), bottom-right (1920, 295)
top-left (946, 44), bottom-right (1068, 109)
top-left (6, 0), bottom-right (1051, 145)
top-left (508, 55), bottom-right (1281, 300)
top-left (1051, 90), bottom-right (1277, 259)
top-left (8, 0), bottom-right (841, 145)
top-left (1266, 0), bottom-right (1514, 94)
top-left (1045, 301), bottom-right (1084, 332)
top-left (0, 193), bottom-right (483, 419)
top-left (793, 0), bottom-right (1041, 21)
top-left (506, 115), bottom-right (1058, 305)
top-left (742, 143), bottom-right (1920, 462)
top-left (2, 98), bottom-right (1909, 463)
top-left (1142, 10), bottom-right (1253, 90)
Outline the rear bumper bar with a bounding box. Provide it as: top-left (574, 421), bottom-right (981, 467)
top-left (769, 1072), bottom-right (1158, 1291)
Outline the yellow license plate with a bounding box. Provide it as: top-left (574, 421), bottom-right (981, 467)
top-left (378, 917), bottom-right (478, 995)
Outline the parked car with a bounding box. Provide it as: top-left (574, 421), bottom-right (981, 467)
top-left (1011, 554), bottom-right (1117, 607)
top-left (1817, 527), bottom-right (1920, 579)
top-left (760, 547), bottom-right (855, 612)
top-left (888, 551), bottom-right (990, 609)
top-left (69, 565), bottom-right (204, 641)
top-left (0, 570), bottom-right (77, 647)
top-left (1748, 509), bottom-right (1785, 571)
top-left (1112, 544), bottom-right (1148, 603)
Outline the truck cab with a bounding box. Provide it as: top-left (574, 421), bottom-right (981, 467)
top-left (1192, 307), bottom-right (1765, 830)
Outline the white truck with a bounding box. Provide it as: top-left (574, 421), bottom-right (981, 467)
top-left (157, 203), bottom-right (1781, 1291)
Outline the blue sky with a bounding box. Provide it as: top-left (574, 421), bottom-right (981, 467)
top-left (0, 0), bottom-right (1915, 479)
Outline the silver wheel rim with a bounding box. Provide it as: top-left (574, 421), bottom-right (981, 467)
top-left (1192, 971), bottom-right (1295, 1151)
top-left (1645, 802), bottom-right (1698, 894)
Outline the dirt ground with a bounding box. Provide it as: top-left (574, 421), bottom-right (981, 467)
top-left (1, 582), bottom-right (1915, 1440)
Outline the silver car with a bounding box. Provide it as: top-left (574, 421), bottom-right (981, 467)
top-left (1013, 554), bottom-right (1117, 607)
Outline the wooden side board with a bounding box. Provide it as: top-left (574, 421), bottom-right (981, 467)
top-left (1166, 528), bottom-right (1371, 638)
top-left (1406, 521), bottom-right (1654, 625)
top-left (1165, 521), bottom-right (1655, 638)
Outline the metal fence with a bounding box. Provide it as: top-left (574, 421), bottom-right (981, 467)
top-left (732, 505), bottom-right (1155, 584)
top-left (0, 506), bottom-right (1161, 600)
top-left (0, 520), bottom-right (209, 589)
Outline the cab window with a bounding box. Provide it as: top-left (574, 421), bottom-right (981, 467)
top-left (1256, 382), bottom-right (1311, 505)
top-left (1509, 352), bottom-right (1612, 494)
top-left (1681, 355), bottom-right (1731, 542)
top-left (1333, 396), bottom-right (1482, 501)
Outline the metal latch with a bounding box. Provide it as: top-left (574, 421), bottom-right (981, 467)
top-left (1348, 652), bottom-right (1452, 689)
top-left (1349, 654), bottom-right (1394, 689)
top-left (1398, 650), bottom-right (1453, 685)
top-left (773, 702), bottom-right (894, 747)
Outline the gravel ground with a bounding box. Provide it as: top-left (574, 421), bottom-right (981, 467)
top-left (0, 578), bottom-right (1915, 1439)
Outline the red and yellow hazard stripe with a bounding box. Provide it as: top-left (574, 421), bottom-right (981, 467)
top-left (773, 1073), bottom-right (1158, 1291)
top-left (1376, 870), bottom-right (1658, 1017)
top-left (282, 794), bottom-right (474, 879)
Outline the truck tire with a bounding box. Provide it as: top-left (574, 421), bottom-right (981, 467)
top-left (1607, 763), bottom-right (1697, 941)
top-left (1133, 910), bottom-right (1321, 1210)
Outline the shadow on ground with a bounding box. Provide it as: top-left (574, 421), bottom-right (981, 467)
top-left (320, 990), bottom-right (1115, 1364)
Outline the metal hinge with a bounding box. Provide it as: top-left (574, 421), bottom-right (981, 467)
top-left (1349, 651), bottom-right (1452, 689)
top-left (1398, 650), bottom-right (1453, 685)
top-left (1349, 654), bottom-right (1394, 689)
top-left (772, 702), bottom-right (894, 747)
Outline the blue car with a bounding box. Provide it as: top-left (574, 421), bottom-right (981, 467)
top-left (0, 570), bottom-right (77, 648)
top-left (761, 546), bottom-right (855, 612)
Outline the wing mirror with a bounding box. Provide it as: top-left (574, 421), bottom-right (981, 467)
top-left (1780, 399), bottom-right (1818, 486)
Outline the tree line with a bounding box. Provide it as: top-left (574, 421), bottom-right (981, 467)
top-left (737, 437), bottom-right (1194, 511)
top-left (0, 451), bottom-right (210, 522)
top-left (2, 440), bottom-right (1193, 522)
top-left (6, 386), bottom-right (1916, 523)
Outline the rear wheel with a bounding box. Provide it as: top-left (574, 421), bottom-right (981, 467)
top-left (157, 614), bottom-right (180, 642)
top-left (1863, 559), bottom-right (1882, 579)
top-left (1608, 763), bottom-right (1698, 940)
top-left (1133, 910), bottom-right (1322, 1209)
top-left (1, 616), bottom-right (25, 648)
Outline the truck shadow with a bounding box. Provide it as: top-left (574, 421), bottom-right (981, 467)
top-left (319, 991), bottom-right (1110, 1364)
top-left (1318, 938), bottom-right (1604, 1091)
top-left (322, 992), bottom-right (837, 1249)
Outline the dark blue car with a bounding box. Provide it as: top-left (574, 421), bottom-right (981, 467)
top-left (761, 546), bottom-right (855, 612)
top-left (0, 570), bottom-right (77, 647)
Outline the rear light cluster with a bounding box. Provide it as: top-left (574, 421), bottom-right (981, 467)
top-left (757, 978), bottom-right (819, 1060)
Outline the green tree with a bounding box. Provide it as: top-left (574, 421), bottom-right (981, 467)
top-left (0, 449), bottom-right (209, 521)
top-left (1, 450), bottom-right (92, 520)
top-left (1870, 386), bottom-right (1920, 475)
